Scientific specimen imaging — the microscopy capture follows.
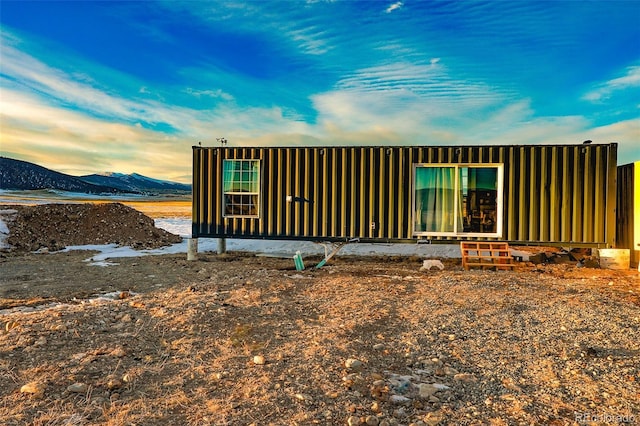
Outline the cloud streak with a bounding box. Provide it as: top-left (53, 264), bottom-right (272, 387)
top-left (583, 65), bottom-right (640, 102)
top-left (385, 2), bottom-right (404, 14)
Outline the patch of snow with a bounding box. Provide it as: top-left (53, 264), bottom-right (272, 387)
top-left (153, 218), bottom-right (462, 259)
top-left (59, 235), bottom-right (460, 267)
top-left (87, 260), bottom-right (120, 267)
top-left (87, 291), bottom-right (138, 301)
top-left (155, 218), bottom-right (191, 237)
top-left (0, 290), bottom-right (139, 316)
top-left (0, 218), bottom-right (10, 249)
top-left (56, 217), bottom-right (463, 265)
top-left (0, 209), bottom-right (17, 250)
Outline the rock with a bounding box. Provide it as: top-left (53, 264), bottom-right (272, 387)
top-left (393, 407), bottom-right (407, 418)
top-left (67, 382), bottom-right (89, 393)
top-left (345, 358), bottom-right (363, 372)
top-left (106, 377), bottom-right (123, 390)
top-left (20, 382), bottom-right (45, 397)
top-left (90, 396), bottom-right (109, 407)
top-left (423, 412), bottom-right (444, 426)
top-left (419, 383), bottom-right (450, 398)
top-left (420, 259), bottom-right (445, 271)
top-left (418, 384), bottom-right (438, 399)
top-left (370, 380), bottom-right (386, 399)
top-left (253, 355), bottom-right (265, 365)
top-left (443, 366), bottom-right (458, 375)
top-left (501, 378), bottom-right (522, 392)
top-left (120, 314), bottom-right (132, 323)
top-left (388, 375), bottom-right (412, 394)
top-left (453, 373), bottom-right (477, 383)
top-left (294, 393), bottom-right (311, 402)
top-left (389, 394), bottom-right (411, 405)
top-left (110, 347), bottom-right (126, 358)
top-left (34, 337), bottom-right (47, 347)
top-left (373, 343), bottom-right (385, 351)
top-left (365, 415), bottom-right (380, 425)
top-left (347, 415), bottom-right (362, 426)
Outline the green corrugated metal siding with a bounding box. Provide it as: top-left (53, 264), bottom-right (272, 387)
top-left (193, 143), bottom-right (618, 246)
top-left (616, 162), bottom-right (639, 265)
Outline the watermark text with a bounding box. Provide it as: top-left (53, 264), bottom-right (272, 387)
top-left (575, 412), bottom-right (636, 424)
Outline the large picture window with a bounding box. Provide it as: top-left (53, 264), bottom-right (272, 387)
top-left (413, 164), bottom-right (503, 236)
top-left (223, 160), bottom-right (260, 217)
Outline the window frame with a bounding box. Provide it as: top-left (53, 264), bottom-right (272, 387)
top-left (222, 159), bottom-right (261, 218)
top-left (412, 163), bottom-right (504, 238)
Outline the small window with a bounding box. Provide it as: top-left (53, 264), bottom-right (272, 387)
top-left (223, 160), bottom-right (260, 217)
top-left (413, 164), bottom-right (503, 236)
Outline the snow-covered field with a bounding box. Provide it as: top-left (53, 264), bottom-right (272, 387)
top-left (161, 216), bottom-right (459, 254)
top-left (74, 217), bottom-right (461, 265)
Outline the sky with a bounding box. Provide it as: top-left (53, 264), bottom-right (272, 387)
top-left (1, 1), bottom-right (639, 183)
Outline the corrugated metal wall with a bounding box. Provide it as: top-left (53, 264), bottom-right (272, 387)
top-left (193, 143), bottom-right (618, 246)
top-left (616, 162), bottom-right (639, 265)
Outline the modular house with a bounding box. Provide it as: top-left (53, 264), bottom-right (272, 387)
top-left (192, 143), bottom-right (622, 249)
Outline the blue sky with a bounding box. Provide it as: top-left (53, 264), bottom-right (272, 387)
top-left (1, 1), bottom-right (639, 183)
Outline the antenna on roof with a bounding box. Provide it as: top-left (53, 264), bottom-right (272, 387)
top-left (582, 140), bottom-right (592, 144)
top-left (217, 137), bottom-right (228, 146)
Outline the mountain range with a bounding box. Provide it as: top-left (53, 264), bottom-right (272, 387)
top-left (0, 157), bottom-right (191, 195)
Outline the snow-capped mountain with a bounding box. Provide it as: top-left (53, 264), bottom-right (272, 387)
top-left (80, 172), bottom-right (191, 193)
top-left (0, 157), bottom-right (191, 195)
top-left (0, 157), bottom-right (126, 194)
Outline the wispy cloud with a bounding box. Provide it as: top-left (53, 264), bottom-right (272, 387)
top-left (286, 26), bottom-right (333, 56)
top-left (184, 87), bottom-right (234, 101)
top-left (582, 65), bottom-right (640, 102)
top-left (0, 37), bottom-right (314, 178)
top-left (1, 41), bottom-right (157, 125)
top-left (385, 2), bottom-right (403, 14)
top-left (1, 33), bottom-right (235, 138)
top-left (333, 61), bottom-right (510, 110)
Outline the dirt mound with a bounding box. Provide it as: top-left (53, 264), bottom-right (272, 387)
top-left (1, 203), bottom-right (182, 252)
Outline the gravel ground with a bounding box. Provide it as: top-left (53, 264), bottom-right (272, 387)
top-left (0, 204), bottom-right (638, 425)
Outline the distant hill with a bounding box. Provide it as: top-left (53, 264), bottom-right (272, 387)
top-left (80, 172), bottom-right (191, 194)
top-left (0, 157), bottom-right (126, 194)
top-left (0, 157), bottom-right (191, 195)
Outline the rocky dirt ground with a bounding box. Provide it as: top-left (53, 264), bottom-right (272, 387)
top-left (0, 204), bottom-right (639, 426)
